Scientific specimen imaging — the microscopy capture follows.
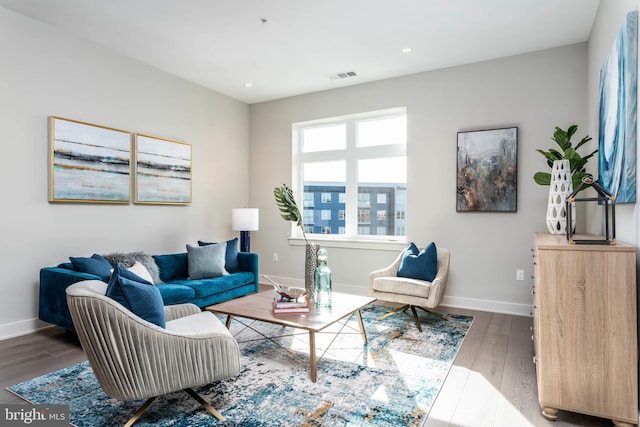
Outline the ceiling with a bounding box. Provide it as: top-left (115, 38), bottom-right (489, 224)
top-left (0, 0), bottom-right (600, 104)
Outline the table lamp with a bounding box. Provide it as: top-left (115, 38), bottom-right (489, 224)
top-left (232, 208), bottom-right (259, 252)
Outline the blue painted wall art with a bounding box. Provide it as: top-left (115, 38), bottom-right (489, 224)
top-left (598, 10), bottom-right (638, 203)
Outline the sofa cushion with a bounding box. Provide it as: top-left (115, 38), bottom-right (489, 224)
top-left (103, 251), bottom-right (161, 284)
top-left (106, 263), bottom-right (166, 328)
top-left (69, 254), bottom-right (112, 282)
top-left (198, 238), bottom-right (240, 272)
top-left (155, 283), bottom-right (195, 305)
top-left (153, 253), bottom-right (188, 282)
top-left (168, 271), bottom-right (254, 298)
top-left (186, 243), bottom-right (229, 279)
top-left (397, 242), bottom-right (438, 282)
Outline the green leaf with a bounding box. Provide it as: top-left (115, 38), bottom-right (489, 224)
top-left (273, 184), bottom-right (309, 244)
top-left (574, 135), bottom-right (593, 150)
top-left (533, 172), bottom-right (551, 185)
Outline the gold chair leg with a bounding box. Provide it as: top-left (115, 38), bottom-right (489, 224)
top-left (184, 388), bottom-right (226, 421)
top-left (376, 304), bottom-right (449, 332)
top-left (123, 396), bottom-right (157, 427)
top-left (375, 304), bottom-right (410, 321)
top-left (409, 306), bottom-right (423, 332)
top-left (413, 305), bottom-right (450, 321)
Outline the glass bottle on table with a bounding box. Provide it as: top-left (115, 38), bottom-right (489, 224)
top-left (314, 248), bottom-right (332, 308)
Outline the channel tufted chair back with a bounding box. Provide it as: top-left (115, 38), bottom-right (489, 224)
top-left (66, 280), bottom-right (240, 426)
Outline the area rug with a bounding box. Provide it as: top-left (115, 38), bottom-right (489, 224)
top-left (8, 305), bottom-right (473, 427)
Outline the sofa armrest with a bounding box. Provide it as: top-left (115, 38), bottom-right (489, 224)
top-left (164, 303), bottom-right (201, 321)
top-left (237, 252), bottom-right (259, 289)
top-left (368, 251), bottom-right (406, 295)
top-left (40, 267), bottom-right (102, 330)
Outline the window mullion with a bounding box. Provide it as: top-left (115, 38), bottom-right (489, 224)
top-left (345, 120), bottom-right (358, 238)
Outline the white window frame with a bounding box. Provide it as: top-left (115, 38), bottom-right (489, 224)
top-left (291, 107), bottom-right (407, 246)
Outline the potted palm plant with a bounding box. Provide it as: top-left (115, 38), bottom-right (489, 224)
top-left (533, 125), bottom-right (597, 234)
top-left (274, 184), bottom-right (318, 299)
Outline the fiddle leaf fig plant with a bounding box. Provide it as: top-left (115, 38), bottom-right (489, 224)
top-left (533, 125), bottom-right (597, 189)
top-left (274, 184), bottom-right (309, 244)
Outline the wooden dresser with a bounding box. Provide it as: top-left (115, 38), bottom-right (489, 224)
top-left (533, 232), bottom-right (638, 426)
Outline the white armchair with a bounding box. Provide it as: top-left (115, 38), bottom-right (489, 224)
top-left (66, 280), bottom-right (241, 426)
top-left (368, 247), bottom-right (450, 331)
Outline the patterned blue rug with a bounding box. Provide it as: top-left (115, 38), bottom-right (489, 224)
top-left (8, 305), bottom-right (473, 426)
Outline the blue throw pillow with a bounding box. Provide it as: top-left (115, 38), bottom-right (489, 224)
top-left (106, 263), bottom-right (166, 328)
top-left (198, 238), bottom-right (240, 272)
top-left (397, 242), bottom-right (438, 282)
top-left (69, 254), bottom-right (113, 282)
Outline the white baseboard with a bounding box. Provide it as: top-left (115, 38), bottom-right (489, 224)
top-left (441, 295), bottom-right (532, 317)
top-left (0, 318), bottom-right (53, 341)
top-left (259, 275), bottom-right (532, 317)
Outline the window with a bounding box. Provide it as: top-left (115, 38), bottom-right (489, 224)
top-left (293, 108), bottom-right (406, 240)
top-left (303, 192), bottom-right (314, 208)
top-left (358, 193), bottom-right (370, 208)
top-left (358, 210), bottom-right (370, 224)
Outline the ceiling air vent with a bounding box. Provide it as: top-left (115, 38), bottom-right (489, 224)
top-left (328, 71), bottom-right (358, 80)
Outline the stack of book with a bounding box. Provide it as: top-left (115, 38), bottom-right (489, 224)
top-left (272, 294), bottom-right (309, 313)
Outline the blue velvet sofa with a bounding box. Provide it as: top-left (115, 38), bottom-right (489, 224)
top-left (39, 251), bottom-right (259, 331)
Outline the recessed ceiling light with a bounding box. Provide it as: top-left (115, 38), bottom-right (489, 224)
top-left (244, 82), bottom-right (253, 88)
top-left (401, 47), bottom-right (412, 54)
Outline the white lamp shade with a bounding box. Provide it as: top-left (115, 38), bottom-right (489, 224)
top-left (232, 208), bottom-right (259, 231)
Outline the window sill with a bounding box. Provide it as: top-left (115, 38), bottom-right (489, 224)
top-left (287, 236), bottom-right (407, 252)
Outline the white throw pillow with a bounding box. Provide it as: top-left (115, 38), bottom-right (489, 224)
top-left (127, 261), bottom-right (155, 284)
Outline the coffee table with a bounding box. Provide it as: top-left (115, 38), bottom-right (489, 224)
top-left (206, 290), bottom-right (376, 382)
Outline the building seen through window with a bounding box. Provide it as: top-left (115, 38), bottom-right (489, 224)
top-left (303, 182), bottom-right (406, 236)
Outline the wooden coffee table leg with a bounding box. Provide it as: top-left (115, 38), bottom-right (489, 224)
top-left (356, 310), bottom-right (368, 343)
top-left (309, 331), bottom-right (317, 382)
top-left (225, 315), bottom-right (232, 329)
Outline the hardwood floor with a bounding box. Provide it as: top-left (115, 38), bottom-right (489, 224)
top-left (0, 308), bottom-right (618, 426)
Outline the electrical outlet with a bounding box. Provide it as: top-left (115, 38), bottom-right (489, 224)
top-left (516, 269), bottom-right (525, 281)
top-left (273, 253), bottom-right (279, 262)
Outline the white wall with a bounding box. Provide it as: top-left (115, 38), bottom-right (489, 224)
top-left (249, 43), bottom-right (588, 316)
top-left (586, 0), bottom-right (639, 247)
top-left (0, 7), bottom-right (250, 339)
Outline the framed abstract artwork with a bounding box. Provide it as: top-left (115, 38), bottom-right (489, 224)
top-left (598, 10), bottom-right (637, 204)
top-left (49, 116), bottom-right (132, 203)
top-left (456, 127), bottom-right (518, 212)
top-left (134, 133), bottom-right (192, 205)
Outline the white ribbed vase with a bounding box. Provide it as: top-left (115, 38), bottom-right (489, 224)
top-left (546, 160), bottom-right (576, 234)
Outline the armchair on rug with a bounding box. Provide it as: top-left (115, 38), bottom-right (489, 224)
top-left (368, 242), bottom-right (450, 332)
top-left (66, 279), bottom-right (241, 426)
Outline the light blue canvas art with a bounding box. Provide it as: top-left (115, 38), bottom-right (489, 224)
top-left (598, 10), bottom-right (638, 204)
top-left (50, 117), bottom-right (132, 203)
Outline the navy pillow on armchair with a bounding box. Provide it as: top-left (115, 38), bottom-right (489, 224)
top-left (106, 263), bottom-right (166, 328)
top-left (397, 242), bottom-right (438, 282)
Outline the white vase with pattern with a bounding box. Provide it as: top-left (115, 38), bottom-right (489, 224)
top-left (546, 160), bottom-right (575, 234)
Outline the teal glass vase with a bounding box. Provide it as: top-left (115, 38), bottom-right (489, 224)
top-left (314, 248), bottom-right (332, 308)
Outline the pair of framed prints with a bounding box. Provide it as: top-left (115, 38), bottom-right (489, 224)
top-left (49, 116), bottom-right (191, 205)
